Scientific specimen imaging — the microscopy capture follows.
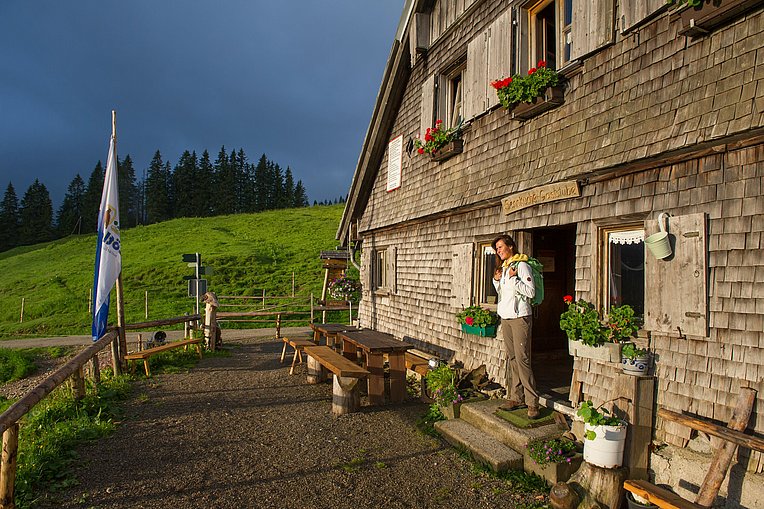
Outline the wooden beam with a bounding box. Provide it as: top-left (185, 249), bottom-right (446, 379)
top-left (658, 404), bottom-right (764, 454)
top-left (623, 480), bottom-right (703, 509)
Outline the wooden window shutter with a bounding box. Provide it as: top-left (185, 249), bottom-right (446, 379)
top-left (386, 246), bottom-right (397, 293)
top-left (420, 74), bottom-right (436, 137)
top-left (644, 213), bottom-right (708, 338)
top-left (451, 243), bottom-right (474, 309)
top-left (463, 31), bottom-right (488, 121)
top-left (620, 0), bottom-right (666, 33)
top-left (487, 10), bottom-right (512, 110)
top-left (364, 248), bottom-right (373, 292)
top-left (571, 0), bottom-right (615, 61)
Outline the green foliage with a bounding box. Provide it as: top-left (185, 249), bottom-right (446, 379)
top-left (455, 305), bottom-right (499, 328)
top-left (0, 349), bottom-right (38, 383)
top-left (424, 364), bottom-right (465, 407)
top-left (605, 305), bottom-right (641, 343)
top-left (492, 60), bottom-right (561, 108)
top-left (0, 183), bottom-right (21, 252)
top-left (414, 119), bottom-right (463, 156)
top-left (0, 205), bottom-right (345, 338)
top-left (669, 0), bottom-right (703, 7)
top-left (527, 437), bottom-right (577, 466)
top-left (577, 401), bottom-right (623, 440)
top-left (327, 275), bottom-right (361, 301)
top-left (559, 298), bottom-right (608, 346)
top-left (416, 404), bottom-right (446, 437)
top-left (19, 179), bottom-right (54, 246)
top-left (621, 342), bottom-right (648, 360)
top-left (15, 374), bottom-right (133, 509)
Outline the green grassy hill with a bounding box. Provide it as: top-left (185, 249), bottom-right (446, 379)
top-left (0, 205), bottom-right (350, 339)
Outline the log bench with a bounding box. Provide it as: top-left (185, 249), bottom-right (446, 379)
top-left (279, 337), bottom-right (319, 375)
top-left (303, 345), bottom-right (370, 415)
top-left (124, 338), bottom-right (203, 377)
top-left (623, 387), bottom-right (762, 509)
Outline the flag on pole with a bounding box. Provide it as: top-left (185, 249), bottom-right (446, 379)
top-left (91, 128), bottom-right (121, 341)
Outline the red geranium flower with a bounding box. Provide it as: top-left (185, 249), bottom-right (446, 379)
top-left (417, 147), bottom-right (424, 155)
top-left (528, 67), bottom-right (537, 75)
top-left (465, 316), bottom-right (474, 326)
top-left (563, 295), bottom-right (573, 304)
top-left (537, 60), bottom-right (546, 68)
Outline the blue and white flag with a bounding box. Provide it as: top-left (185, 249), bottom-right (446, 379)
top-left (91, 132), bottom-right (121, 341)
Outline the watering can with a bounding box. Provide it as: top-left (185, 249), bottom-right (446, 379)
top-left (645, 212), bottom-right (672, 259)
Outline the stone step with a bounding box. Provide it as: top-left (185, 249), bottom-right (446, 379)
top-left (459, 399), bottom-right (562, 453)
top-left (434, 418), bottom-right (523, 472)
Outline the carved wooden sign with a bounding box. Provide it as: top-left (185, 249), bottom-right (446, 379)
top-left (501, 181), bottom-right (580, 215)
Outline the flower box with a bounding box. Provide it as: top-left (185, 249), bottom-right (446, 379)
top-left (568, 339), bottom-right (621, 363)
top-left (510, 85), bottom-right (565, 121)
top-left (431, 139), bottom-right (463, 162)
top-left (461, 323), bottom-right (497, 337)
top-left (675, 0), bottom-right (762, 37)
top-left (523, 450), bottom-right (583, 484)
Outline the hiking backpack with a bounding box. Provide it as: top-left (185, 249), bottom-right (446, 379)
top-left (508, 255), bottom-right (545, 306)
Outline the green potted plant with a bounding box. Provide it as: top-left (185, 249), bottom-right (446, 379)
top-left (577, 400), bottom-right (627, 468)
top-left (414, 119), bottom-right (464, 162)
top-left (424, 364), bottom-right (466, 419)
top-left (491, 60), bottom-right (564, 120)
top-left (456, 305), bottom-right (499, 337)
top-left (524, 437), bottom-right (582, 484)
top-left (620, 342), bottom-right (651, 376)
top-left (605, 304), bottom-right (641, 343)
top-left (560, 296), bottom-right (622, 362)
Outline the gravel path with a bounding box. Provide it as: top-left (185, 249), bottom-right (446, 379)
top-left (28, 330), bottom-right (544, 509)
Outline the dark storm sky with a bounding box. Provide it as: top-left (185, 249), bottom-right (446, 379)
top-left (0, 1), bottom-right (404, 209)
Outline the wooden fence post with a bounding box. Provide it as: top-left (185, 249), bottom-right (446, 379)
top-left (115, 275), bottom-right (127, 371)
top-left (90, 354), bottom-right (101, 385)
top-left (203, 292), bottom-right (219, 352)
top-left (292, 272), bottom-right (295, 297)
top-left (0, 423), bottom-right (19, 509)
top-left (71, 367), bottom-right (86, 400)
top-left (18, 298), bottom-right (24, 324)
top-left (144, 290), bottom-right (148, 319)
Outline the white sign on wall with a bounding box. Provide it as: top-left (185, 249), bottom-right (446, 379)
top-left (386, 134), bottom-right (403, 192)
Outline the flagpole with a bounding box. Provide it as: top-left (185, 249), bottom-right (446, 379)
top-left (111, 110), bottom-right (128, 373)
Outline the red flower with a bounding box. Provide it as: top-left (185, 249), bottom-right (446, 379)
top-left (424, 132), bottom-right (433, 142)
top-left (417, 147), bottom-right (424, 155)
top-left (465, 316), bottom-right (474, 326)
top-left (528, 67), bottom-right (537, 75)
top-left (436, 119), bottom-right (443, 125)
top-left (491, 80), bottom-right (503, 90)
top-left (563, 295), bottom-right (573, 304)
top-left (537, 60), bottom-right (546, 68)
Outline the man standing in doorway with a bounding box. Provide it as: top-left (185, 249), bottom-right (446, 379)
top-left (492, 234), bottom-right (540, 419)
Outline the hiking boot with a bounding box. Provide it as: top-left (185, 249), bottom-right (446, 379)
top-left (527, 406), bottom-right (540, 419)
top-left (498, 400), bottom-right (526, 411)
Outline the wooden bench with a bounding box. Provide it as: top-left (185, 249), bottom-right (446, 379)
top-left (124, 338), bottom-right (203, 377)
top-left (624, 387), bottom-right (762, 509)
top-left (303, 345), bottom-right (370, 415)
top-left (279, 337), bottom-right (318, 375)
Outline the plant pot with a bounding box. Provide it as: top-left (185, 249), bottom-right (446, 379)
top-left (431, 139), bottom-right (463, 162)
top-left (568, 339), bottom-right (621, 363)
top-left (523, 451), bottom-right (583, 484)
top-left (461, 323), bottom-right (498, 337)
top-left (675, 0), bottom-right (762, 37)
top-left (510, 85), bottom-right (565, 121)
top-left (626, 492), bottom-right (657, 509)
top-left (583, 422), bottom-right (627, 468)
top-left (621, 354), bottom-right (650, 376)
top-left (438, 395), bottom-right (485, 419)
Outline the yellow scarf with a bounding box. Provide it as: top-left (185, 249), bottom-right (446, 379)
top-left (502, 253), bottom-right (528, 268)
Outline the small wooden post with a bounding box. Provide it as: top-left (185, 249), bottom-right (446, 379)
top-left (71, 367), bottom-right (86, 400)
top-left (203, 292), bottom-right (219, 352)
top-left (144, 290), bottom-right (148, 319)
top-left (0, 423), bottom-right (19, 509)
top-left (332, 376), bottom-right (361, 415)
top-left (88, 288), bottom-right (92, 314)
top-left (184, 313), bottom-right (190, 339)
top-left (137, 333), bottom-right (143, 351)
top-left (262, 289), bottom-right (266, 309)
top-left (276, 314), bottom-right (282, 340)
top-left (292, 272), bottom-right (295, 297)
top-left (19, 298), bottom-right (24, 324)
top-left (90, 354), bottom-right (101, 384)
top-left (310, 293), bottom-right (314, 323)
top-left (110, 336), bottom-right (121, 375)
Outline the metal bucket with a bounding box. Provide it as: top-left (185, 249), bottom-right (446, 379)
top-left (645, 212), bottom-right (671, 259)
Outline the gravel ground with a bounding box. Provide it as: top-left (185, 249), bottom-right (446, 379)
top-left (17, 330), bottom-right (546, 509)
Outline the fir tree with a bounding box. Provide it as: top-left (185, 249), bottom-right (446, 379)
top-left (118, 154), bottom-right (139, 228)
top-left (253, 154), bottom-right (269, 212)
top-left (173, 150), bottom-right (198, 218)
top-left (196, 150), bottom-right (215, 217)
top-left (294, 180), bottom-right (309, 207)
top-left (282, 167), bottom-right (295, 208)
top-left (0, 183), bottom-right (20, 252)
top-left (19, 179), bottom-right (54, 245)
top-left (82, 162), bottom-right (104, 233)
top-left (145, 150), bottom-right (172, 223)
top-left (214, 146), bottom-right (237, 215)
top-left (56, 174), bottom-right (86, 236)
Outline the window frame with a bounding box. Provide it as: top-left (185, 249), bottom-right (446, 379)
top-left (599, 224), bottom-right (646, 317)
top-left (474, 239), bottom-right (499, 310)
top-left (437, 59), bottom-right (467, 129)
top-left (522, 0), bottom-right (573, 72)
top-left (372, 249), bottom-right (388, 293)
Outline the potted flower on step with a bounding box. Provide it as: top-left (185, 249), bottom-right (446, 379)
top-left (491, 60), bottom-right (565, 121)
top-left (524, 437), bottom-right (583, 484)
top-left (425, 364), bottom-right (466, 419)
top-left (577, 400), bottom-right (627, 469)
top-left (414, 119), bottom-right (464, 162)
top-left (456, 305), bottom-right (499, 337)
top-left (620, 342), bottom-right (651, 376)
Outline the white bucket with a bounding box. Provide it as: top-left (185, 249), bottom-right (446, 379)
top-left (583, 422), bottom-right (627, 468)
top-left (645, 212), bottom-right (672, 259)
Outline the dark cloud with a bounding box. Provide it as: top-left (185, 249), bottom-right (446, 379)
top-left (0, 1), bottom-right (402, 207)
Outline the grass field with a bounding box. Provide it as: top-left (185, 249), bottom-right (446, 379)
top-left (0, 204), bottom-right (351, 339)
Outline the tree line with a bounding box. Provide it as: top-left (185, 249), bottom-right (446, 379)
top-left (0, 147), bottom-right (310, 252)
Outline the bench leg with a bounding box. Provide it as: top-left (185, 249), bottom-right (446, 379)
top-left (143, 360), bottom-right (151, 377)
top-left (332, 375), bottom-right (361, 415)
top-left (289, 348), bottom-right (301, 375)
top-left (366, 354), bottom-right (385, 405)
top-left (306, 356), bottom-right (326, 384)
top-left (280, 339), bottom-right (288, 363)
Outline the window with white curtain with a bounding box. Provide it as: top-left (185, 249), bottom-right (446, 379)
top-left (605, 228), bottom-right (645, 316)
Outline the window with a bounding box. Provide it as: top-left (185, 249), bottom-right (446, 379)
top-left (373, 249), bottom-right (387, 291)
top-left (476, 242), bottom-right (499, 307)
top-left (525, 0), bottom-right (574, 71)
top-left (449, 71), bottom-right (463, 127)
top-left (372, 247), bottom-right (397, 293)
top-left (602, 227), bottom-right (645, 317)
top-left (438, 62), bottom-right (466, 128)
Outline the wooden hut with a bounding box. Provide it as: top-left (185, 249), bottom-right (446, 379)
top-left (338, 0), bottom-right (764, 505)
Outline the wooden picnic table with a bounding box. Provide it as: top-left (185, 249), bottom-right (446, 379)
top-left (310, 323), bottom-right (360, 349)
top-left (336, 329), bottom-right (411, 405)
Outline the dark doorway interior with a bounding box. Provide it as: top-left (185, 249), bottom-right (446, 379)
top-left (529, 225), bottom-right (576, 397)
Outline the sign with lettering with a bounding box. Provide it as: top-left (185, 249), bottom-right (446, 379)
top-left (386, 134), bottom-right (403, 192)
top-left (501, 181), bottom-right (580, 215)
